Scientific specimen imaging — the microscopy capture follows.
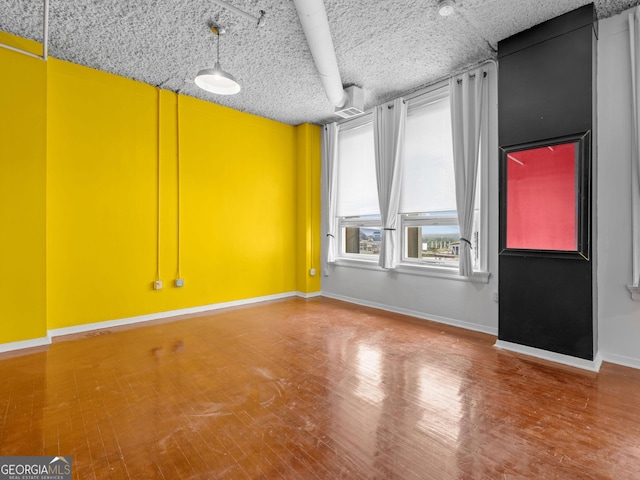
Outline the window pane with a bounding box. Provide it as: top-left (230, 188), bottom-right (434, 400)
top-left (337, 123), bottom-right (380, 217)
top-left (405, 224), bottom-right (461, 267)
top-left (401, 99), bottom-right (456, 214)
top-left (344, 227), bottom-right (381, 255)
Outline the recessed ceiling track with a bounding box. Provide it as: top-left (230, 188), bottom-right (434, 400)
top-left (0, 0), bottom-right (49, 61)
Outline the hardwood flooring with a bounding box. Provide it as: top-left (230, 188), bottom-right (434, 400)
top-left (1, 297), bottom-right (640, 479)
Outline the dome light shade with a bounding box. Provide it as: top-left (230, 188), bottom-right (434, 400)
top-left (438, 0), bottom-right (455, 16)
top-left (195, 62), bottom-right (241, 95)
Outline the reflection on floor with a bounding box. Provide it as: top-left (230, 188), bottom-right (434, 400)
top-left (1, 297), bottom-right (639, 479)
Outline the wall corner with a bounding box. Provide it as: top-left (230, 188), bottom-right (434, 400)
top-left (295, 123), bottom-right (322, 295)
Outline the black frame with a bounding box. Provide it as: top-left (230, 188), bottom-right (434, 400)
top-left (499, 131), bottom-right (591, 260)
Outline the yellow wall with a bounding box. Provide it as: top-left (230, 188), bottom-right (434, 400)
top-left (46, 58), bottom-right (319, 329)
top-left (0, 34), bottom-right (47, 343)
top-left (0, 30), bottom-right (321, 342)
top-left (178, 95), bottom-right (299, 305)
top-left (295, 123), bottom-right (322, 294)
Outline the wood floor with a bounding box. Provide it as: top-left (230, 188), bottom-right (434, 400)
top-left (1, 297), bottom-right (640, 479)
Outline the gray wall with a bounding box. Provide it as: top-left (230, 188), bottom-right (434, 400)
top-left (597, 8), bottom-right (640, 369)
top-left (321, 8), bottom-right (640, 370)
top-left (321, 65), bottom-right (499, 337)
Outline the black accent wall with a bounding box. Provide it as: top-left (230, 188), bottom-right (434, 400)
top-left (498, 5), bottom-right (596, 360)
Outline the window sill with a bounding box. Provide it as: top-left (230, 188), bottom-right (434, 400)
top-left (332, 258), bottom-right (491, 283)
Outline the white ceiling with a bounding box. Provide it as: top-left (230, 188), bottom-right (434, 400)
top-left (1, 0), bottom-right (638, 125)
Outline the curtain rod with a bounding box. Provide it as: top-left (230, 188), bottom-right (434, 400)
top-left (333, 59), bottom-right (497, 126)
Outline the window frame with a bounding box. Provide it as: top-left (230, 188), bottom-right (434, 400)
top-left (331, 76), bottom-right (491, 281)
top-left (400, 213), bottom-right (460, 267)
top-left (337, 216), bottom-right (383, 260)
top-left (334, 112), bottom-right (382, 262)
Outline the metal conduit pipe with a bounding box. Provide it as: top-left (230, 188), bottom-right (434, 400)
top-left (0, 0), bottom-right (49, 60)
top-left (43, 0), bottom-right (49, 60)
top-left (292, 0), bottom-right (348, 108)
top-left (209, 0), bottom-right (266, 26)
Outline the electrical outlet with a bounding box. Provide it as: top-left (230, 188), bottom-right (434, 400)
top-left (493, 291), bottom-right (499, 302)
top-left (309, 268), bottom-right (316, 276)
top-left (153, 280), bottom-right (163, 290)
top-left (175, 278), bottom-right (184, 288)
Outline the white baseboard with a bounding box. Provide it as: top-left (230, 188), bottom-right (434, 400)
top-left (296, 291), bottom-right (323, 299)
top-left (494, 340), bottom-right (603, 372)
top-left (0, 336), bottom-right (51, 354)
top-left (600, 351), bottom-right (640, 371)
top-left (48, 291), bottom-right (316, 339)
top-left (12, 291), bottom-right (633, 376)
top-left (1, 291), bottom-right (323, 353)
top-left (321, 291), bottom-right (499, 336)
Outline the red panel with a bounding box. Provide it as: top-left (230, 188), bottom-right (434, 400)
top-left (506, 142), bottom-right (577, 250)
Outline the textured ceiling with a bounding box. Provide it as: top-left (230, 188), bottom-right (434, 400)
top-left (1, 0), bottom-right (639, 125)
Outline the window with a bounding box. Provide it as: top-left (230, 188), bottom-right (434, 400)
top-left (335, 115), bottom-right (382, 258)
top-left (339, 216), bottom-right (382, 257)
top-left (400, 87), bottom-right (482, 270)
top-left (402, 213), bottom-right (461, 268)
top-left (332, 80), bottom-right (488, 275)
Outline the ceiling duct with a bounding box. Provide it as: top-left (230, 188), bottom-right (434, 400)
top-left (293, 0), bottom-right (364, 118)
top-left (335, 85), bottom-right (364, 119)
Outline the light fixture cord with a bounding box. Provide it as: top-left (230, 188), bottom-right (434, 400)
top-left (216, 30), bottom-right (220, 64)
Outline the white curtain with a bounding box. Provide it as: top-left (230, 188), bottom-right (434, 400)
top-left (323, 122), bottom-right (339, 264)
top-left (374, 98), bottom-right (407, 269)
top-left (450, 68), bottom-right (485, 276)
top-left (629, 9), bottom-right (640, 292)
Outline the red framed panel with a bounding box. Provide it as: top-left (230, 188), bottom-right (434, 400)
top-left (506, 142), bottom-right (577, 250)
top-left (499, 132), bottom-right (590, 259)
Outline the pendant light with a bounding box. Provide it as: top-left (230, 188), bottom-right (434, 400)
top-left (195, 23), bottom-right (241, 95)
top-left (438, 0), bottom-right (456, 16)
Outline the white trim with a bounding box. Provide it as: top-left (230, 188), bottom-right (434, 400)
top-left (494, 340), bottom-right (603, 372)
top-left (337, 111), bottom-right (373, 130)
top-left (335, 60), bottom-right (496, 128)
top-left (333, 257), bottom-right (381, 271)
top-left (396, 263), bottom-right (490, 283)
top-left (11, 294), bottom-right (640, 375)
top-left (296, 291), bottom-right (322, 299)
top-left (627, 284), bottom-right (640, 301)
top-left (629, 8), bottom-right (640, 298)
top-left (405, 84), bottom-right (449, 109)
top-left (322, 291), bottom-right (498, 336)
top-left (48, 291), bottom-right (310, 338)
top-left (0, 336), bottom-right (51, 354)
top-left (600, 351), bottom-right (640, 370)
top-left (0, 292), bottom-right (323, 353)
top-left (333, 257), bottom-right (490, 283)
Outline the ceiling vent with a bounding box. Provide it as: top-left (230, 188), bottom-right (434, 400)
top-left (335, 86), bottom-right (365, 119)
